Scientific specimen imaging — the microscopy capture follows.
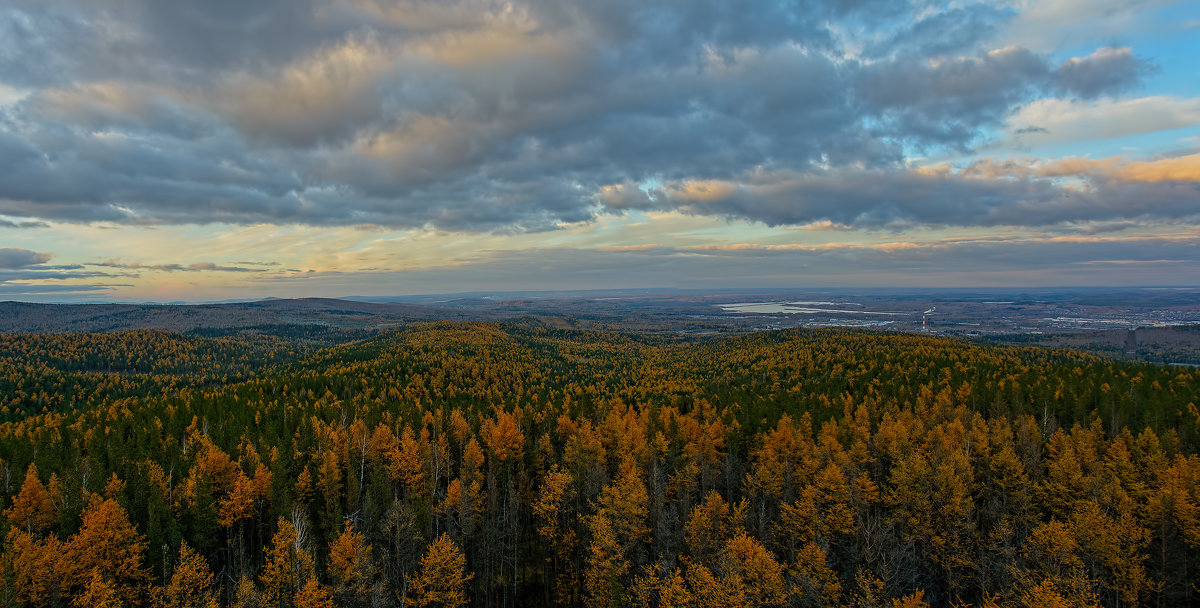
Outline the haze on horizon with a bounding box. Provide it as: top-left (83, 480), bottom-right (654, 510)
top-left (0, 0), bottom-right (1198, 303)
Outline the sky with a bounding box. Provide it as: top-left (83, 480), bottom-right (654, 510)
top-left (0, 0), bottom-right (1198, 302)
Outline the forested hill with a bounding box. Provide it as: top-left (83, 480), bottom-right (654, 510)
top-left (1, 323), bottom-right (1198, 607)
top-left (0, 298), bottom-right (445, 336)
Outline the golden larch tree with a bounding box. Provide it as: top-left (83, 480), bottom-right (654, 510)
top-left (63, 493), bottom-right (152, 607)
top-left (5, 464), bottom-right (57, 534)
top-left (584, 460), bottom-right (649, 608)
top-left (164, 542), bottom-right (219, 608)
top-left (328, 524), bottom-right (377, 606)
top-left (260, 517), bottom-right (313, 607)
top-left (6, 528), bottom-right (67, 607)
top-left (293, 576), bottom-right (334, 608)
top-left (407, 534), bottom-right (473, 608)
top-left (72, 571), bottom-right (123, 608)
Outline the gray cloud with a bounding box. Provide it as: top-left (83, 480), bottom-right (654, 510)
top-left (0, 246), bottom-right (123, 292)
top-left (1053, 47), bottom-right (1148, 99)
top-left (88, 260), bottom-right (267, 273)
top-left (856, 47), bottom-right (1049, 146)
top-left (599, 161), bottom-right (1200, 229)
top-left (0, 283), bottom-right (125, 296)
top-left (0, 247), bottom-right (50, 268)
top-left (0, 1), bottom-right (1166, 232)
top-left (0, 218), bottom-right (47, 228)
top-left (0, 270), bottom-right (109, 282)
top-left (865, 4), bottom-right (1016, 59)
top-left (0, 1), bottom-right (334, 86)
top-left (856, 45), bottom-right (1147, 148)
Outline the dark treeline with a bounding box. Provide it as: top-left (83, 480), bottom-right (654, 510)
top-left (0, 323), bottom-right (1198, 607)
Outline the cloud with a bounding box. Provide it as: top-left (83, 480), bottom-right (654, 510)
top-left (599, 154), bottom-right (1200, 228)
top-left (0, 251), bottom-right (266, 295)
top-left (257, 233), bottom-right (1200, 292)
top-left (1004, 95), bottom-right (1200, 147)
top-left (0, 247), bottom-right (51, 268)
top-left (0, 1), bottom-right (1170, 234)
top-left (995, 0), bottom-right (1182, 52)
top-left (1036, 153), bottom-right (1200, 182)
top-left (0, 218), bottom-right (47, 228)
top-left (0, 270), bottom-right (109, 282)
top-left (864, 5), bottom-right (1016, 59)
top-left (0, 247), bottom-right (133, 293)
top-left (88, 260), bottom-right (267, 273)
top-left (217, 36), bottom-right (399, 147)
top-left (0, 283), bottom-right (122, 296)
top-left (856, 46), bottom-right (1048, 146)
top-left (1052, 47), bottom-right (1148, 99)
top-left (857, 45), bottom-right (1148, 148)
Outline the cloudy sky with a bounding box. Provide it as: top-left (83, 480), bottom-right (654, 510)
top-left (0, 0), bottom-right (1197, 301)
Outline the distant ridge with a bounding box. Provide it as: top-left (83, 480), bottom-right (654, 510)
top-left (0, 298), bottom-right (451, 334)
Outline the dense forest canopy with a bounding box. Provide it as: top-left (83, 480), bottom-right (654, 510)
top-left (0, 322), bottom-right (1197, 607)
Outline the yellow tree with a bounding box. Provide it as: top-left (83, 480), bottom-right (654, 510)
top-left (231, 576), bottom-right (263, 608)
top-left (1072, 501), bottom-right (1151, 606)
top-left (891, 590), bottom-right (931, 608)
top-left (584, 461), bottom-right (649, 608)
top-left (684, 490), bottom-right (746, 568)
top-left (164, 543), bottom-right (219, 608)
top-left (584, 516), bottom-right (625, 608)
top-left (482, 409), bottom-right (524, 464)
top-left (654, 548), bottom-right (785, 608)
top-left (532, 465), bottom-right (576, 605)
top-left (260, 517), bottom-right (313, 608)
top-left (328, 525), bottom-right (377, 607)
top-left (6, 528), bottom-right (67, 607)
top-left (293, 576), bottom-right (334, 608)
top-left (681, 560), bottom-right (733, 608)
top-left (653, 568), bottom-right (694, 608)
top-left (630, 565), bottom-right (694, 608)
top-left (778, 489), bottom-right (842, 605)
top-left (220, 463), bottom-right (272, 528)
top-left (1013, 520), bottom-right (1098, 608)
top-left (716, 533), bottom-right (788, 607)
top-left (407, 534), bottom-right (473, 608)
top-left (293, 467), bottom-right (315, 506)
top-left (63, 493), bottom-right (152, 607)
top-left (72, 571), bottom-right (123, 608)
top-left (393, 427), bottom-right (428, 499)
top-left (4, 464), bottom-right (58, 534)
top-left (316, 448), bottom-right (343, 537)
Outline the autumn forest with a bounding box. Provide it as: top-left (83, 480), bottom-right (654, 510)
top-left (0, 323), bottom-right (1198, 608)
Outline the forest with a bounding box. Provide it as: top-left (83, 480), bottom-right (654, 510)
top-left (0, 322), bottom-right (1198, 607)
